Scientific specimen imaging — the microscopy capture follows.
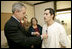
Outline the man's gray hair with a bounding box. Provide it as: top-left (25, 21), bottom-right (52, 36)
top-left (12, 2), bottom-right (26, 13)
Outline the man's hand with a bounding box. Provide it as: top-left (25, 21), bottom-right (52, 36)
top-left (41, 33), bottom-right (48, 39)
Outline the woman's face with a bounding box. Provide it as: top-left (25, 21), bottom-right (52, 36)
top-left (32, 19), bottom-right (37, 25)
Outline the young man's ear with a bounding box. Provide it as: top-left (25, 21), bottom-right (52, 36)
top-left (51, 14), bottom-right (54, 19)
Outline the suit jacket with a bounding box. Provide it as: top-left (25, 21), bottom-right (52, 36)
top-left (4, 16), bottom-right (41, 48)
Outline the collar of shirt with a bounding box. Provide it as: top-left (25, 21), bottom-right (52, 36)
top-left (12, 15), bottom-right (20, 23)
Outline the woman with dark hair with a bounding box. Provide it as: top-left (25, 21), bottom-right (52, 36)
top-left (29, 17), bottom-right (42, 48)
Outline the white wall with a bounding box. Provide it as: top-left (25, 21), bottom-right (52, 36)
top-left (1, 31), bottom-right (8, 48)
top-left (56, 11), bottom-right (71, 35)
top-left (1, 1), bottom-right (18, 13)
top-left (35, 1), bottom-right (54, 26)
top-left (24, 3), bottom-right (34, 22)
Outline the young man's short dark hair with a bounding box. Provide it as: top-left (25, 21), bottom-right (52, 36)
top-left (44, 8), bottom-right (55, 20)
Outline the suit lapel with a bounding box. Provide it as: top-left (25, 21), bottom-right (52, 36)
top-left (11, 16), bottom-right (25, 32)
top-left (18, 23), bottom-right (25, 32)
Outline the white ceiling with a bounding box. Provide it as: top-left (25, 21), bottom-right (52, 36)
top-left (21, 1), bottom-right (45, 5)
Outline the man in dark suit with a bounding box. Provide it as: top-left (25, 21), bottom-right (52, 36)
top-left (4, 2), bottom-right (48, 48)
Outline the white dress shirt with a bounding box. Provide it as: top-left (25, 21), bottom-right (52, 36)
top-left (12, 15), bottom-right (20, 23)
